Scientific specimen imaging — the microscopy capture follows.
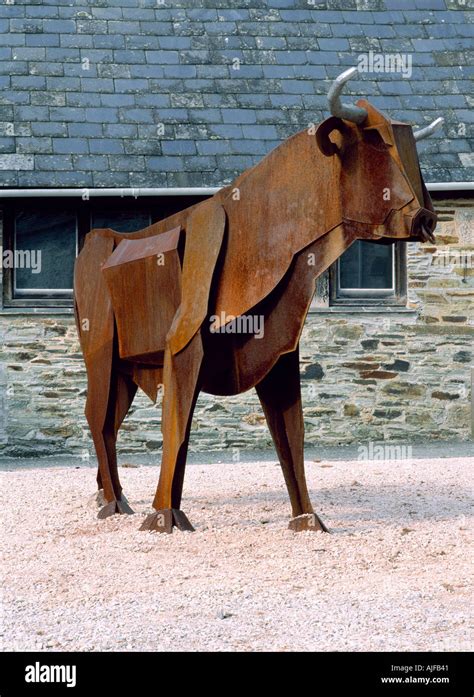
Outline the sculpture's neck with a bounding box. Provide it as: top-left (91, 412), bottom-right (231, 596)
top-left (213, 128), bottom-right (346, 323)
top-left (258, 129), bottom-right (344, 250)
top-left (257, 131), bottom-right (361, 278)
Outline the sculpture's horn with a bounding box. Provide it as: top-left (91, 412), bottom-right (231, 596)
top-left (413, 117), bottom-right (444, 141)
top-left (327, 67), bottom-right (368, 125)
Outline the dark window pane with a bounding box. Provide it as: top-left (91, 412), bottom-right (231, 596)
top-left (14, 210), bottom-right (76, 294)
top-left (339, 241), bottom-right (393, 290)
top-left (91, 206), bottom-right (151, 233)
top-left (150, 195), bottom-right (209, 223)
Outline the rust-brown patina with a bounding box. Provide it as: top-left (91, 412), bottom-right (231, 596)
top-left (74, 69), bottom-right (442, 533)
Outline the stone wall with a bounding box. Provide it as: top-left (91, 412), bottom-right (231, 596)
top-left (0, 196), bottom-right (472, 458)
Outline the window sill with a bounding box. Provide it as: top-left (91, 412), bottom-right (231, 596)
top-left (0, 307), bottom-right (74, 316)
top-left (309, 306), bottom-right (418, 315)
top-left (1, 306), bottom-right (418, 318)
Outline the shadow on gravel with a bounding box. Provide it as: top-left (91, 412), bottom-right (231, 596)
top-left (146, 481), bottom-right (472, 529)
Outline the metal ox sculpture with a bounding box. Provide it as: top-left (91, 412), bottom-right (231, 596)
top-left (75, 68), bottom-right (443, 533)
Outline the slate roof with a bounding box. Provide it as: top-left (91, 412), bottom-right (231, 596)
top-left (0, 0), bottom-right (472, 189)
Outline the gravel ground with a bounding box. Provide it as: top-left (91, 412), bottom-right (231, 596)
top-left (1, 456), bottom-right (472, 652)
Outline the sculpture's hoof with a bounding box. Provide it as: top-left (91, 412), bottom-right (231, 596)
top-left (97, 495), bottom-right (134, 519)
top-left (139, 508), bottom-right (195, 533)
top-left (288, 512), bottom-right (329, 533)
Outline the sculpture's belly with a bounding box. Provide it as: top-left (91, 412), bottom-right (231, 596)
top-left (201, 251), bottom-right (316, 396)
top-left (201, 226), bottom-right (352, 396)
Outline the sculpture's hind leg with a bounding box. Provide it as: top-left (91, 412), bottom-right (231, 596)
top-left (86, 360), bottom-right (137, 519)
top-left (140, 332), bottom-right (203, 533)
top-left (99, 368), bottom-right (137, 517)
top-left (255, 346), bottom-right (328, 532)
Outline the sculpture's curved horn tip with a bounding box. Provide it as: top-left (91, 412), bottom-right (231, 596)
top-left (414, 116), bottom-right (445, 141)
top-left (337, 66), bottom-right (358, 83)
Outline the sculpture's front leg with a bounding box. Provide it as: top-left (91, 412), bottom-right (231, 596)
top-left (140, 332), bottom-right (203, 533)
top-left (255, 346), bottom-right (329, 533)
top-left (141, 199), bottom-right (225, 533)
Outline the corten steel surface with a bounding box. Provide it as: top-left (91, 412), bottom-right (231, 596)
top-left (74, 69), bottom-right (442, 533)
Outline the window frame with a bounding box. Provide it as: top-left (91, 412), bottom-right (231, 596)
top-left (12, 206), bottom-right (80, 301)
top-left (330, 240), bottom-right (407, 307)
top-left (2, 200), bottom-right (83, 308)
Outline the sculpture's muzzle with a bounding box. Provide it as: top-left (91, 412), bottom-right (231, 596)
top-left (409, 208), bottom-right (437, 244)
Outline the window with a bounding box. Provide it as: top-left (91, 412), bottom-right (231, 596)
top-left (1, 195), bottom-right (209, 308)
top-left (14, 208), bottom-right (77, 300)
top-left (90, 204), bottom-right (151, 234)
top-left (330, 240), bottom-right (407, 306)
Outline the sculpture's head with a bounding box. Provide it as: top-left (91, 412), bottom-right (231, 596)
top-left (315, 67), bottom-right (443, 244)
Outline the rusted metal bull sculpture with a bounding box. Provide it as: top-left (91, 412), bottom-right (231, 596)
top-left (74, 68), bottom-right (443, 533)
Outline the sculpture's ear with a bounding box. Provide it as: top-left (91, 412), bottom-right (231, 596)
top-left (315, 116), bottom-right (347, 157)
